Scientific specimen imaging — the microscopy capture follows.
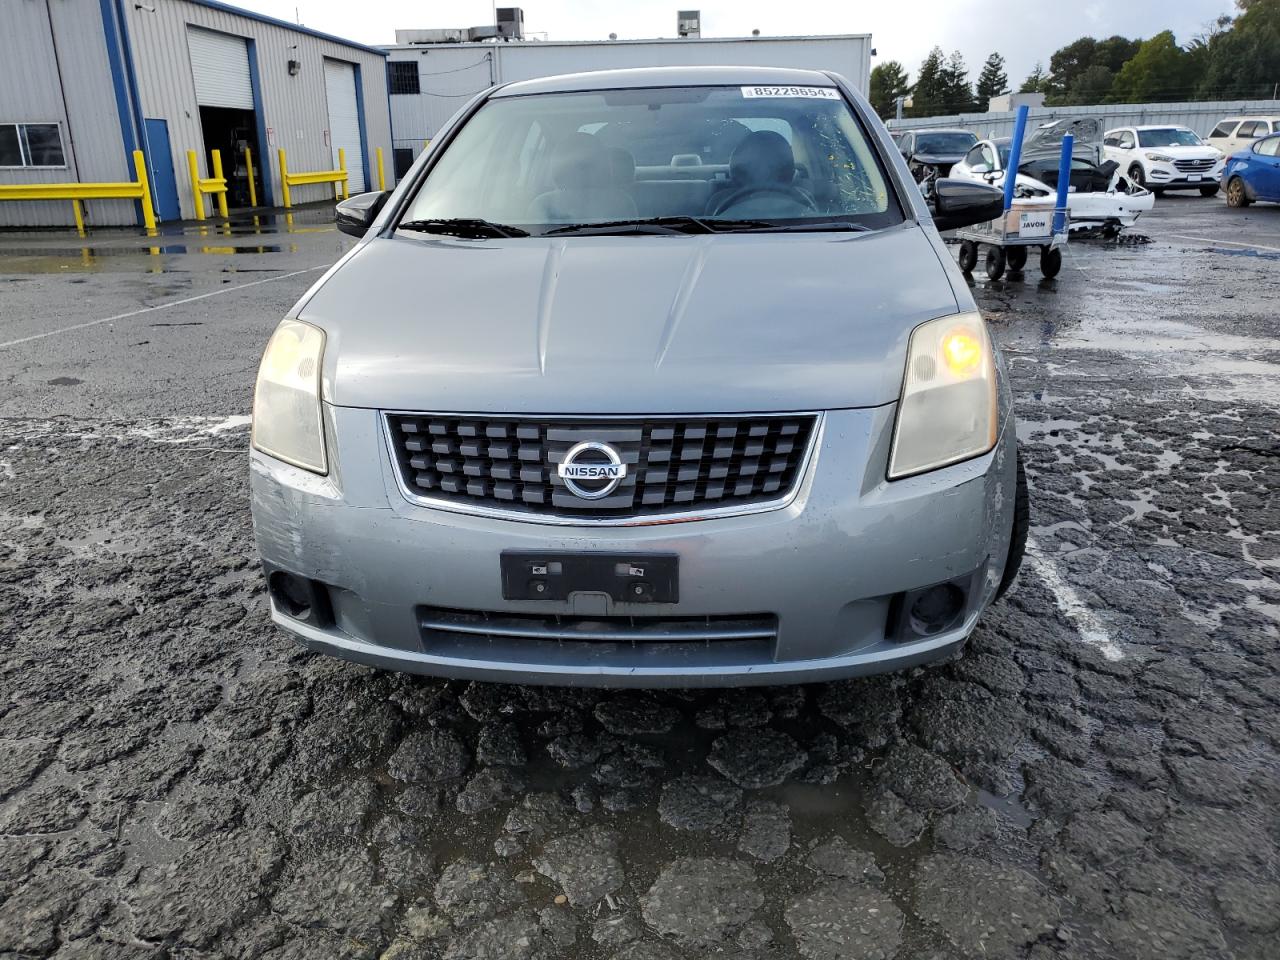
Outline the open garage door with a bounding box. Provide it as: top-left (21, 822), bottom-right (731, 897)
top-left (187, 27), bottom-right (262, 208)
top-left (324, 59), bottom-right (366, 192)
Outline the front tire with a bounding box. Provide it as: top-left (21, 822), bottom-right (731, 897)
top-left (1227, 177), bottom-right (1251, 208)
top-left (1006, 246), bottom-right (1028, 272)
top-left (1127, 163), bottom-right (1146, 190)
top-left (985, 246), bottom-right (1006, 281)
top-left (995, 450), bottom-right (1030, 602)
top-left (957, 240), bottom-right (978, 273)
top-left (1199, 184), bottom-right (1219, 197)
top-left (1040, 246), bottom-right (1062, 279)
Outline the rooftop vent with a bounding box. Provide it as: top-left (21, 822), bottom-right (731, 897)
top-left (677, 10), bottom-right (701, 38)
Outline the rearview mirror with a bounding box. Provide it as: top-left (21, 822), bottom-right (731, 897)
top-left (335, 191), bottom-right (390, 238)
top-left (928, 178), bottom-right (1004, 232)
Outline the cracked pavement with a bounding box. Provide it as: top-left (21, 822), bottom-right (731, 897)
top-left (1, 199), bottom-right (1278, 958)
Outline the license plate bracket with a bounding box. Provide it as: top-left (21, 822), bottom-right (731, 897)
top-left (501, 552), bottom-right (678, 603)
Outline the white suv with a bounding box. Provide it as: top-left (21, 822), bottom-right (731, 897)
top-left (1103, 125), bottom-right (1224, 196)
top-left (1207, 117), bottom-right (1280, 156)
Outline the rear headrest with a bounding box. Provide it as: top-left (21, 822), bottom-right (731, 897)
top-left (607, 147), bottom-right (636, 184)
top-left (551, 133), bottom-right (613, 190)
top-left (729, 130), bottom-right (795, 185)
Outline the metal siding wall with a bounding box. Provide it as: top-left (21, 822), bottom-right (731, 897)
top-left (0, 0), bottom-right (131, 227)
top-left (122, 0), bottom-right (390, 216)
top-left (385, 36), bottom-right (873, 146)
top-left (887, 99), bottom-right (1280, 140)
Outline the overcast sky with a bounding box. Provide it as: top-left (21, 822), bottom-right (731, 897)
top-left (239, 0), bottom-right (1234, 87)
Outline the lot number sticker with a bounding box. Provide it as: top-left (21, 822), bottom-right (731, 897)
top-left (1018, 211), bottom-right (1051, 238)
top-left (741, 86), bottom-right (841, 99)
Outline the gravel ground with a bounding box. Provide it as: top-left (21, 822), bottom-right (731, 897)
top-left (1, 198), bottom-right (1278, 959)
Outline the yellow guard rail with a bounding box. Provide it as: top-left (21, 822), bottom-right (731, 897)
top-left (187, 149), bottom-right (228, 220)
top-left (278, 147), bottom-right (348, 208)
top-left (0, 149), bottom-right (156, 233)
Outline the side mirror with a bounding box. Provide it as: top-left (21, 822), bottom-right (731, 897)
top-left (335, 191), bottom-right (390, 238)
top-left (928, 178), bottom-right (1004, 232)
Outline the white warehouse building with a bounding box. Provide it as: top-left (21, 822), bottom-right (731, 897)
top-left (0, 0), bottom-right (392, 227)
top-left (384, 24), bottom-right (873, 180)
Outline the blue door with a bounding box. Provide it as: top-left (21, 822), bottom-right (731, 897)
top-left (143, 119), bottom-right (182, 222)
top-left (1256, 136), bottom-right (1280, 201)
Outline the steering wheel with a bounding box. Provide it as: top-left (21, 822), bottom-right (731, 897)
top-left (709, 184), bottom-right (817, 217)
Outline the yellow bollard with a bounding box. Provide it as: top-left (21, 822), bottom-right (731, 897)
top-left (187, 150), bottom-right (205, 220)
top-left (133, 150), bottom-right (156, 231)
top-left (423, 139), bottom-right (430, 153)
top-left (278, 149), bottom-right (291, 209)
top-left (376, 147), bottom-right (386, 191)
top-left (245, 146), bottom-right (258, 208)
top-left (210, 150), bottom-right (229, 218)
top-left (336, 148), bottom-right (347, 200)
top-left (71, 198), bottom-right (85, 236)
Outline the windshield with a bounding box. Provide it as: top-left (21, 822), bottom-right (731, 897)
top-left (914, 132), bottom-right (977, 155)
top-left (1137, 128), bottom-right (1202, 148)
top-left (401, 85), bottom-right (901, 234)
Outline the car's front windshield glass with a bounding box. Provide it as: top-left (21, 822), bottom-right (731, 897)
top-left (1138, 128), bottom-right (1202, 147)
top-left (401, 85), bottom-right (902, 234)
top-left (914, 132), bottom-right (976, 154)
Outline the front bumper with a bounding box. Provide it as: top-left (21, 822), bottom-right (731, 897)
top-left (251, 404), bottom-right (1016, 687)
top-left (1145, 160), bottom-right (1224, 188)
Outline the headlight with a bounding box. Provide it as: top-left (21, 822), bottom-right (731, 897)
top-left (888, 312), bottom-right (997, 479)
top-left (1144, 152), bottom-right (1174, 163)
top-left (252, 318), bottom-right (327, 473)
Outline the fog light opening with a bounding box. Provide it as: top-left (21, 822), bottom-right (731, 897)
top-left (269, 571), bottom-right (314, 621)
top-left (908, 584), bottom-right (966, 636)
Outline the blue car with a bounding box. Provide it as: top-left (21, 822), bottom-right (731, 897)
top-left (1223, 133), bottom-right (1280, 207)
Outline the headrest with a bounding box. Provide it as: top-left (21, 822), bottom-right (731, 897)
top-left (730, 130), bottom-right (795, 185)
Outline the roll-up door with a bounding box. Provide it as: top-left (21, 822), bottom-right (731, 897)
top-left (187, 27), bottom-right (254, 109)
top-left (324, 59), bottom-right (366, 192)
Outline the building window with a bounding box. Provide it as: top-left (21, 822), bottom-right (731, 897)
top-left (393, 147), bottom-right (415, 179)
top-left (0, 122), bottom-right (67, 168)
top-left (388, 61), bottom-right (420, 96)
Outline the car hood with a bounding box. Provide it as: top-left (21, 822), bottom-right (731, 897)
top-left (912, 152), bottom-right (967, 165)
top-left (1143, 145), bottom-right (1219, 159)
top-left (301, 225), bottom-right (960, 414)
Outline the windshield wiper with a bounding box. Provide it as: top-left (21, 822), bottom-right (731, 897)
top-left (397, 218), bottom-right (529, 239)
top-left (708, 219), bottom-right (874, 234)
top-left (542, 216), bottom-right (731, 236)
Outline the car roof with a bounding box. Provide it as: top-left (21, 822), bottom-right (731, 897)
top-left (908, 128), bottom-right (975, 135)
top-left (491, 65), bottom-right (838, 97)
top-left (1128, 124), bottom-right (1194, 131)
top-left (1219, 116), bottom-right (1280, 122)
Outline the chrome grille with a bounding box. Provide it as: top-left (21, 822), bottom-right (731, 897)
top-left (385, 413), bottom-right (818, 521)
top-left (1173, 158), bottom-right (1216, 172)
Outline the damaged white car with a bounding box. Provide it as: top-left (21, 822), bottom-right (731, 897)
top-left (949, 118), bottom-right (1154, 236)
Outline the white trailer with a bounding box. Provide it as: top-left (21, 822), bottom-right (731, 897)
top-left (385, 34), bottom-right (872, 177)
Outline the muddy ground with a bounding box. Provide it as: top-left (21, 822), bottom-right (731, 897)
top-left (1, 199), bottom-right (1278, 959)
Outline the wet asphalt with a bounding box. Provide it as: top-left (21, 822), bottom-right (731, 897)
top-left (1, 197), bottom-right (1278, 959)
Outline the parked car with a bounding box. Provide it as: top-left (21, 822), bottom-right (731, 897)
top-left (1221, 133), bottom-right (1280, 207)
top-left (896, 128), bottom-right (979, 186)
top-left (1207, 116), bottom-right (1280, 156)
top-left (250, 66), bottom-right (1020, 688)
top-left (1102, 125), bottom-right (1224, 195)
top-left (950, 130), bottom-right (1154, 235)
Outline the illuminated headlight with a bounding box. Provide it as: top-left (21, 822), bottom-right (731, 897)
top-left (1145, 152), bottom-right (1174, 163)
top-left (888, 313), bottom-right (997, 479)
top-left (252, 318), bottom-right (327, 473)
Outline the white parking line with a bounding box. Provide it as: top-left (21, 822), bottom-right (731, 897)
top-left (1166, 234), bottom-right (1280, 254)
top-left (0, 265), bottom-right (329, 350)
top-left (1026, 538), bottom-right (1124, 661)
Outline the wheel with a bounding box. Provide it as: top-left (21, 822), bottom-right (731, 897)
top-left (984, 246), bottom-right (1006, 281)
top-left (995, 449), bottom-right (1030, 602)
top-left (1127, 163), bottom-right (1146, 190)
top-left (957, 240), bottom-right (978, 273)
top-left (1199, 184), bottom-right (1219, 197)
top-left (1227, 177), bottom-right (1251, 208)
top-left (1040, 246), bottom-right (1062, 279)
top-left (1005, 246), bottom-right (1028, 272)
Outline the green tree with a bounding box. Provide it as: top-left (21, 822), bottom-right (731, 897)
top-left (869, 60), bottom-right (911, 119)
top-left (975, 52), bottom-right (1009, 107)
top-left (941, 51), bottom-right (977, 113)
top-left (1109, 30), bottom-right (1198, 102)
top-left (1042, 35), bottom-right (1140, 104)
top-left (1018, 63), bottom-right (1048, 94)
top-left (1068, 64), bottom-right (1116, 104)
top-left (1199, 0), bottom-right (1280, 99)
top-left (910, 47), bottom-right (948, 116)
